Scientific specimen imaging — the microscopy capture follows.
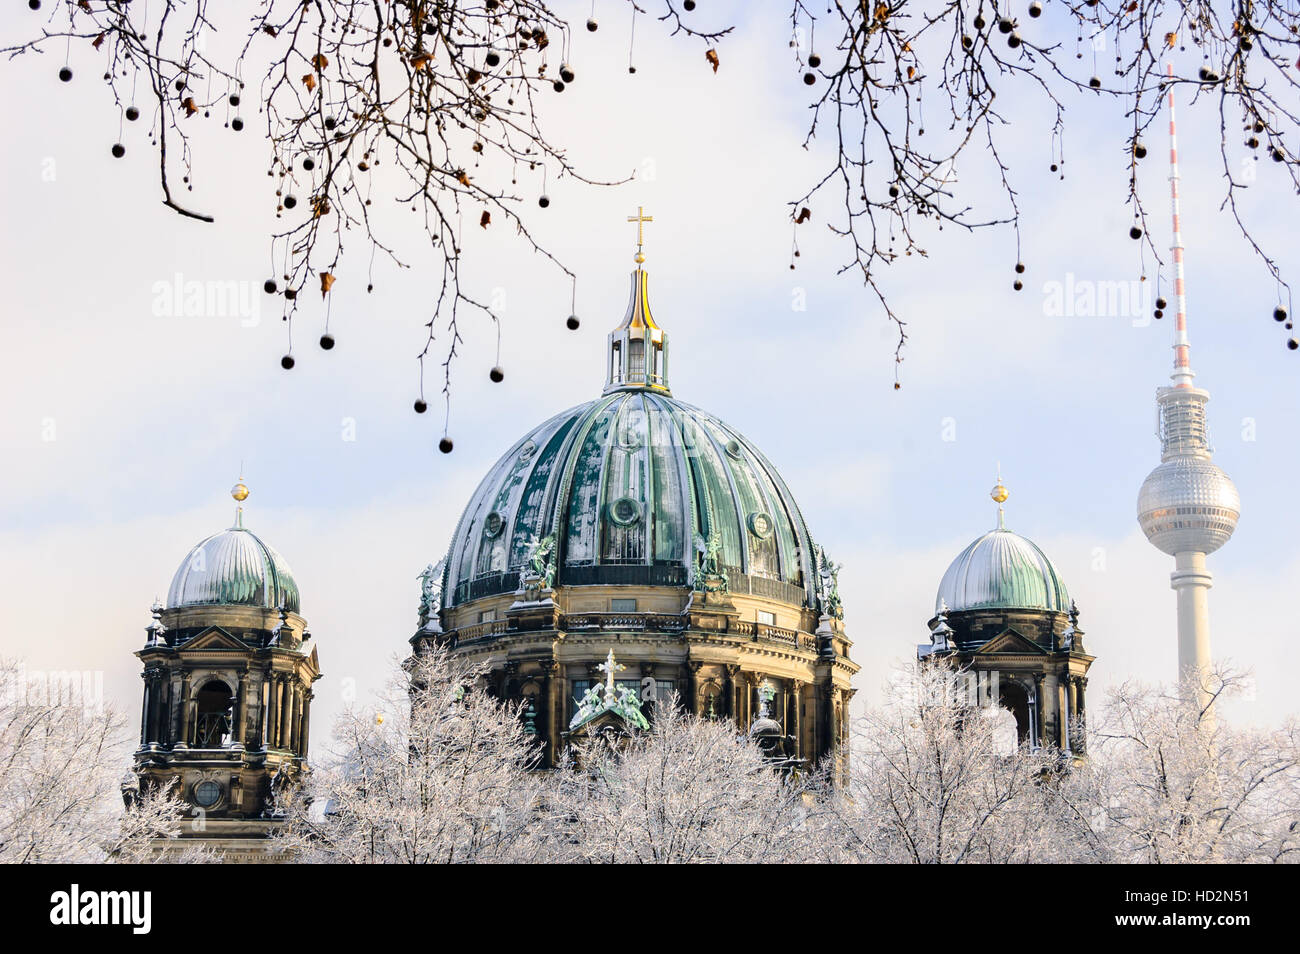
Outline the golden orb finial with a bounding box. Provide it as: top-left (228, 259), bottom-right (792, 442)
top-left (231, 480), bottom-right (250, 502)
top-left (990, 465), bottom-right (1009, 529)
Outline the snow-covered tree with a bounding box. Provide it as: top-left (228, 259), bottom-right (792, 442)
top-left (1058, 667), bottom-right (1300, 864)
top-left (279, 646), bottom-right (545, 863)
top-left (535, 701), bottom-right (821, 864)
top-left (830, 661), bottom-right (1074, 864)
top-left (0, 659), bottom-right (195, 863)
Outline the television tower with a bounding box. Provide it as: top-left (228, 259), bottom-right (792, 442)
top-left (1136, 65), bottom-right (1241, 686)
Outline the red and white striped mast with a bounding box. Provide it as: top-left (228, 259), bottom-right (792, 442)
top-left (1166, 62), bottom-right (1195, 389)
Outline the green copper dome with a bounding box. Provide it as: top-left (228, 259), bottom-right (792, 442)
top-left (936, 528), bottom-right (1070, 614)
top-left (167, 525), bottom-right (301, 613)
top-left (442, 391), bottom-right (817, 609)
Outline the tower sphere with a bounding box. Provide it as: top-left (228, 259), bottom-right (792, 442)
top-left (1137, 456), bottom-right (1239, 556)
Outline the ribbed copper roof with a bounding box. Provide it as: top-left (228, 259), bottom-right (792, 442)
top-left (441, 391), bottom-right (818, 609)
top-left (936, 528), bottom-right (1070, 614)
top-left (167, 526), bottom-right (300, 613)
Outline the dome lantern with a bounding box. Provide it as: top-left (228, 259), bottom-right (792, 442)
top-left (604, 207), bottom-right (670, 395)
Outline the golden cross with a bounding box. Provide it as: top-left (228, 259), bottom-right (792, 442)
top-left (627, 205), bottom-right (654, 248)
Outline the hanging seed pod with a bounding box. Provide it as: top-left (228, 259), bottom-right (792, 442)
top-left (1247, 136), bottom-right (1260, 149)
top-left (1008, 32), bottom-right (1022, 48)
top-left (324, 116), bottom-right (337, 130)
top-left (962, 35), bottom-right (973, 50)
top-left (1050, 163), bottom-right (1058, 172)
top-left (1271, 147), bottom-right (1285, 162)
top-left (320, 334), bottom-right (335, 350)
top-left (303, 157), bottom-right (315, 171)
top-left (998, 17), bottom-right (1014, 33)
top-left (280, 354), bottom-right (295, 370)
top-left (1029, 1), bottom-right (1042, 16)
top-left (1089, 76), bottom-right (1102, 89)
top-left (285, 288), bottom-right (297, 301)
top-left (560, 64), bottom-right (575, 83)
top-left (485, 51), bottom-right (501, 67)
top-left (1129, 225), bottom-right (1142, 239)
top-left (1288, 338), bottom-right (1299, 351)
top-left (231, 117), bottom-right (244, 131)
top-left (1015, 262), bottom-right (1026, 274)
top-left (566, 314), bottom-right (580, 330)
top-left (229, 93), bottom-right (241, 107)
top-left (1240, 35), bottom-right (1254, 51)
top-left (684, 0), bottom-right (696, 9)
top-left (553, 80), bottom-right (566, 92)
top-left (1154, 308), bottom-right (1164, 319)
top-left (58, 67), bottom-right (72, 82)
top-left (1134, 142), bottom-right (1147, 159)
top-left (283, 195), bottom-right (297, 209)
top-left (111, 143), bottom-right (125, 158)
top-left (489, 366), bottom-right (505, 383)
top-left (888, 184), bottom-right (900, 198)
top-left (125, 106), bottom-right (139, 121)
top-left (413, 399), bottom-right (428, 414)
top-left (586, 18), bottom-right (598, 31)
top-left (29, 0), bottom-right (41, 9)
top-left (439, 437), bottom-right (454, 453)
top-left (1013, 279), bottom-right (1024, 291)
top-left (974, 14), bottom-right (986, 30)
top-left (808, 53), bottom-right (822, 68)
top-left (538, 194), bottom-right (550, 208)
top-left (1254, 120), bottom-right (1266, 133)
top-left (1156, 296), bottom-right (1167, 310)
top-left (1275, 306), bottom-right (1288, 322)
top-left (803, 72), bottom-right (816, 85)
top-left (264, 279), bottom-right (278, 294)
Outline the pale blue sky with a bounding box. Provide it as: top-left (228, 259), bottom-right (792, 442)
top-left (1, 3), bottom-right (1296, 735)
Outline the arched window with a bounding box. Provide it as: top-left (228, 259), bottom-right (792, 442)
top-left (195, 680), bottom-right (234, 748)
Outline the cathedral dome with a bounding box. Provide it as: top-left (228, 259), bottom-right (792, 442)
top-left (167, 525), bottom-right (301, 613)
top-left (441, 267), bottom-right (817, 611)
top-left (442, 393), bottom-right (816, 609)
top-left (936, 528), bottom-right (1070, 615)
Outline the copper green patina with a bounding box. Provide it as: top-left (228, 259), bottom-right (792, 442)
top-left (167, 526), bottom-right (301, 613)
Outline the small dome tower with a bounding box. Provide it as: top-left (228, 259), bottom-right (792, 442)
top-left (130, 481), bottom-right (321, 857)
top-left (920, 475), bottom-right (1095, 755)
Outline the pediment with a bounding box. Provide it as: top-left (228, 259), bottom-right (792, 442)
top-left (976, 627), bottom-right (1047, 656)
top-left (181, 626), bottom-right (250, 652)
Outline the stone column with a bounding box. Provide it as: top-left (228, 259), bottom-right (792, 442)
top-left (139, 672), bottom-right (151, 746)
top-left (1033, 674), bottom-right (1045, 750)
top-left (177, 672), bottom-right (192, 747)
top-left (232, 669), bottom-right (246, 747)
top-left (724, 665), bottom-right (739, 724)
top-left (292, 685), bottom-right (304, 753)
top-left (300, 691), bottom-right (313, 758)
top-left (267, 675), bottom-right (281, 748)
top-left (686, 661), bottom-right (702, 716)
top-left (792, 681), bottom-right (804, 759)
top-left (280, 678), bottom-right (294, 751)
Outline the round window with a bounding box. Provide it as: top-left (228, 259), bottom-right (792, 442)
top-left (748, 511), bottom-right (774, 539)
top-left (484, 511), bottom-right (505, 537)
top-left (193, 779), bottom-right (222, 808)
top-left (725, 439), bottom-right (745, 460)
top-left (518, 440), bottom-right (537, 462)
top-left (608, 496), bottom-right (642, 527)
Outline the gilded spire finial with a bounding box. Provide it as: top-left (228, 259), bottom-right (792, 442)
top-left (627, 205), bottom-right (653, 265)
top-left (990, 464), bottom-right (1009, 529)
